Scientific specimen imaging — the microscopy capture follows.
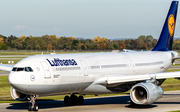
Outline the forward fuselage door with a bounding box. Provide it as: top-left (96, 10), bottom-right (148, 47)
top-left (80, 60), bottom-right (88, 76)
top-left (40, 61), bottom-right (51, 78)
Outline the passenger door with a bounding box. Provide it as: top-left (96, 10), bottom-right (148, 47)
top-left (80, 60), bottom-right (88, 76)
top-left (40, 61), bottom-right (51, 78)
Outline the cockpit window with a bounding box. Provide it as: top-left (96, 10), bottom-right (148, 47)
top-left (12, 67), bottom-right (17, 71)
top-left (12, 67), bottom-right (33, 72)
top-left (25, 67), bottom-right (33, 72)
top-left (17, 68), bottom-right (24, 71)
top-left (25, 67), bottom-right (29, 71)
top-left (28, 67), bottom-right (33, 72)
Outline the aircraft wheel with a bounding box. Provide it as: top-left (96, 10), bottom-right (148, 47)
top-left (28, 95), bottom-right (38, 111)
top-left (28, 104), bottom-right (38, 111)
top-left (70, 94), bottom-right (78, 105)
top-left (64, 95), bottom-right (70, 105)
top-left (33, 104), bottom-right (38, 111)
top-left (28, 104), bottom-right (33, 111)
top-left (78, 96), bottom-right (84, 105)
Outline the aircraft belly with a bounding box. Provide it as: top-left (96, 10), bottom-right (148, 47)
top-left (11, 82), bottom-right (92, 95)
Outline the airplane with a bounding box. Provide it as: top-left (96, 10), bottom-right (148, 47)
top-left (0, 1), bottom-right (180, 111)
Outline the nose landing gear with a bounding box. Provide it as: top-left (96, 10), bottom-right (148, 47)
top-left (64, 94), bottom-right (84, 105)
top-left (28, 95), bottom-right (38, 111)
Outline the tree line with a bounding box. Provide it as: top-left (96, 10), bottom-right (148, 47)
top-left (0, 34), bottom-right (179, 51)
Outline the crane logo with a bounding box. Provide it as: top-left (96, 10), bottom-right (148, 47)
top-left (30, 75), bottom-right (35, 82)
top-left (168, 14), bottom-right (175, 36)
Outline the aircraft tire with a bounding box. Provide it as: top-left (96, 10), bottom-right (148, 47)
top-left (28, 104), bottom-right (33, 111)
top-left (64, 96), bottom-right (70, 105)
top-left (78, 96), bottom-right (84, 105)
top-left (28, 104), bottom-right (38, 111)
top-left (33, 104), bottom-right (38, 111)
top-left (70, 94), bottom-right (78, 105)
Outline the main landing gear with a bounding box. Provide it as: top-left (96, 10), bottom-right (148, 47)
top-left (64, 94), bottom-right (84, 105)
top-left (28, 95), bottom-right (38, 111)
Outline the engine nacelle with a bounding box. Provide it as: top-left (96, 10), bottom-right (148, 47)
top-left (10, 87), bottom-right (28, 101)
top-left (130, 82), bottom-right (163, 105)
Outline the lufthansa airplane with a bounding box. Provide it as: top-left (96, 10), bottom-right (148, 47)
top-left (0, 1), bottom-right (180, 111)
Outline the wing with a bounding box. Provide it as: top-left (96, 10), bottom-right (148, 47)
top-left (123, 49), bottom-right (137, 52)
top-left (173, 56), bottom-right (180, 60)
top-left (0, 64), bottom-right (14, 72)
top-left (96, 72), bottom-right (180, 85)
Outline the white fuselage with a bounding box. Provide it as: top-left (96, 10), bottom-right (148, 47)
top-left (8, 51), bottom-right (172, 95)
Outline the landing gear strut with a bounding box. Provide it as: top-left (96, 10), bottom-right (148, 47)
top-left (64, 94), bottom-right (84, 105)
top-left (28, 95), bottom-right (38, 111)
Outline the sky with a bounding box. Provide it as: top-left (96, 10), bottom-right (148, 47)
top-left (0, 0), bottom-right (180, 39)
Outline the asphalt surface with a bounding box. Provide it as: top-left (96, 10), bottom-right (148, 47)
top-left (0, 91), bottom-right (179, 112)
top-left (0, 71), bottom-right (10, 76)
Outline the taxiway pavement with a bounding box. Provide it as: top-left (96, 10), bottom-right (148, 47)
top-left (0, 91), bottom-right (179, 112)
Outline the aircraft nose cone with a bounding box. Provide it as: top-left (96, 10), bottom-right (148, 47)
top-left (8, 73), bottom-right (22, 85)
top-left (8, 72), bottom-right (26, 92)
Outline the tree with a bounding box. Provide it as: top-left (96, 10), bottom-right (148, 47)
top-left (113, 43), bottom-right (118, 49)
top-left (130, 39), bottom-right (138, 50)
top-left (99, 43), bottom-right (106, 50)
top-left (81, 45), bottom-right (85, 50)
top-left (0, 44), bottom-right (7, 50)
top-left (152, 39), bottom-right (157, 48)
top-left (6, 35), bottom-right (18, 48)
top-left (17, 44), bottom-right (23, 50)
top-left (93, 43), bottom-right (99, 50)
top-left (72, 40), bottom-right (79, 50)
top-left (146, 35), bottom-right (153, 49)
top-left (141, 43), bottom-right (148, 50)
top-left (35, 45), bottom-right (40, 51)
top-left (26, 45), bottom-right (31, 50)
top-left (58, 45), bottom-right (63, 50)
top-left (124, 39), bottom-right (131, 49)
top-left (94, 36), bottom-right (108, 43)
top-left (119, 42), bottom-right (126, 50)
top-left (138, 35), bottom-right (146, 43)
top-left (0, 37), bottom-right (4, 44)
top-left (72, 40), bottom-right (79, 46)
top-left (47, 43), bottom-right (52, 51)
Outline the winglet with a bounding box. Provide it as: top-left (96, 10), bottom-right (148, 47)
top-left (152, 1), bottom-right (178, 51)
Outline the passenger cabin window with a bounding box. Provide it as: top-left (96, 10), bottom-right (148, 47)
top-left (12, 67), bottom-right (33, 72)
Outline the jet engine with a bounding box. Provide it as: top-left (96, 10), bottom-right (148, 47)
top-left (130, 82), bottom-right (163, 105)
top-left (10, 87), bottom-right (28, 101)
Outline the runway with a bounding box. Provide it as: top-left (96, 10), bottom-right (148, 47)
top-left (0, 91), bottom-right (179, 112)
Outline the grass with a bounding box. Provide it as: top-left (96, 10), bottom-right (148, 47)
top-left (0, 59), bottom-right (21, 64)
top-left (0, 57), bottom-right (26, 58)
top-left (169, 110), bottom-right (180, 112)
top-left (172, 64), bottom-right (180, 66)
top-left (162, 69), bottom-right (180, 91)
top-left (0, 51), bottom-right (106, 55)
top-left (0, 59), bottom-right (21, 61)
top-left (0, 76), bottom-right (27, 103)
top-left (166, 69), bottom-right (180, 72)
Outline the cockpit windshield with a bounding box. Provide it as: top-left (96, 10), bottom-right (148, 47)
top-left (12, 67), bottom-right (33, 72)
